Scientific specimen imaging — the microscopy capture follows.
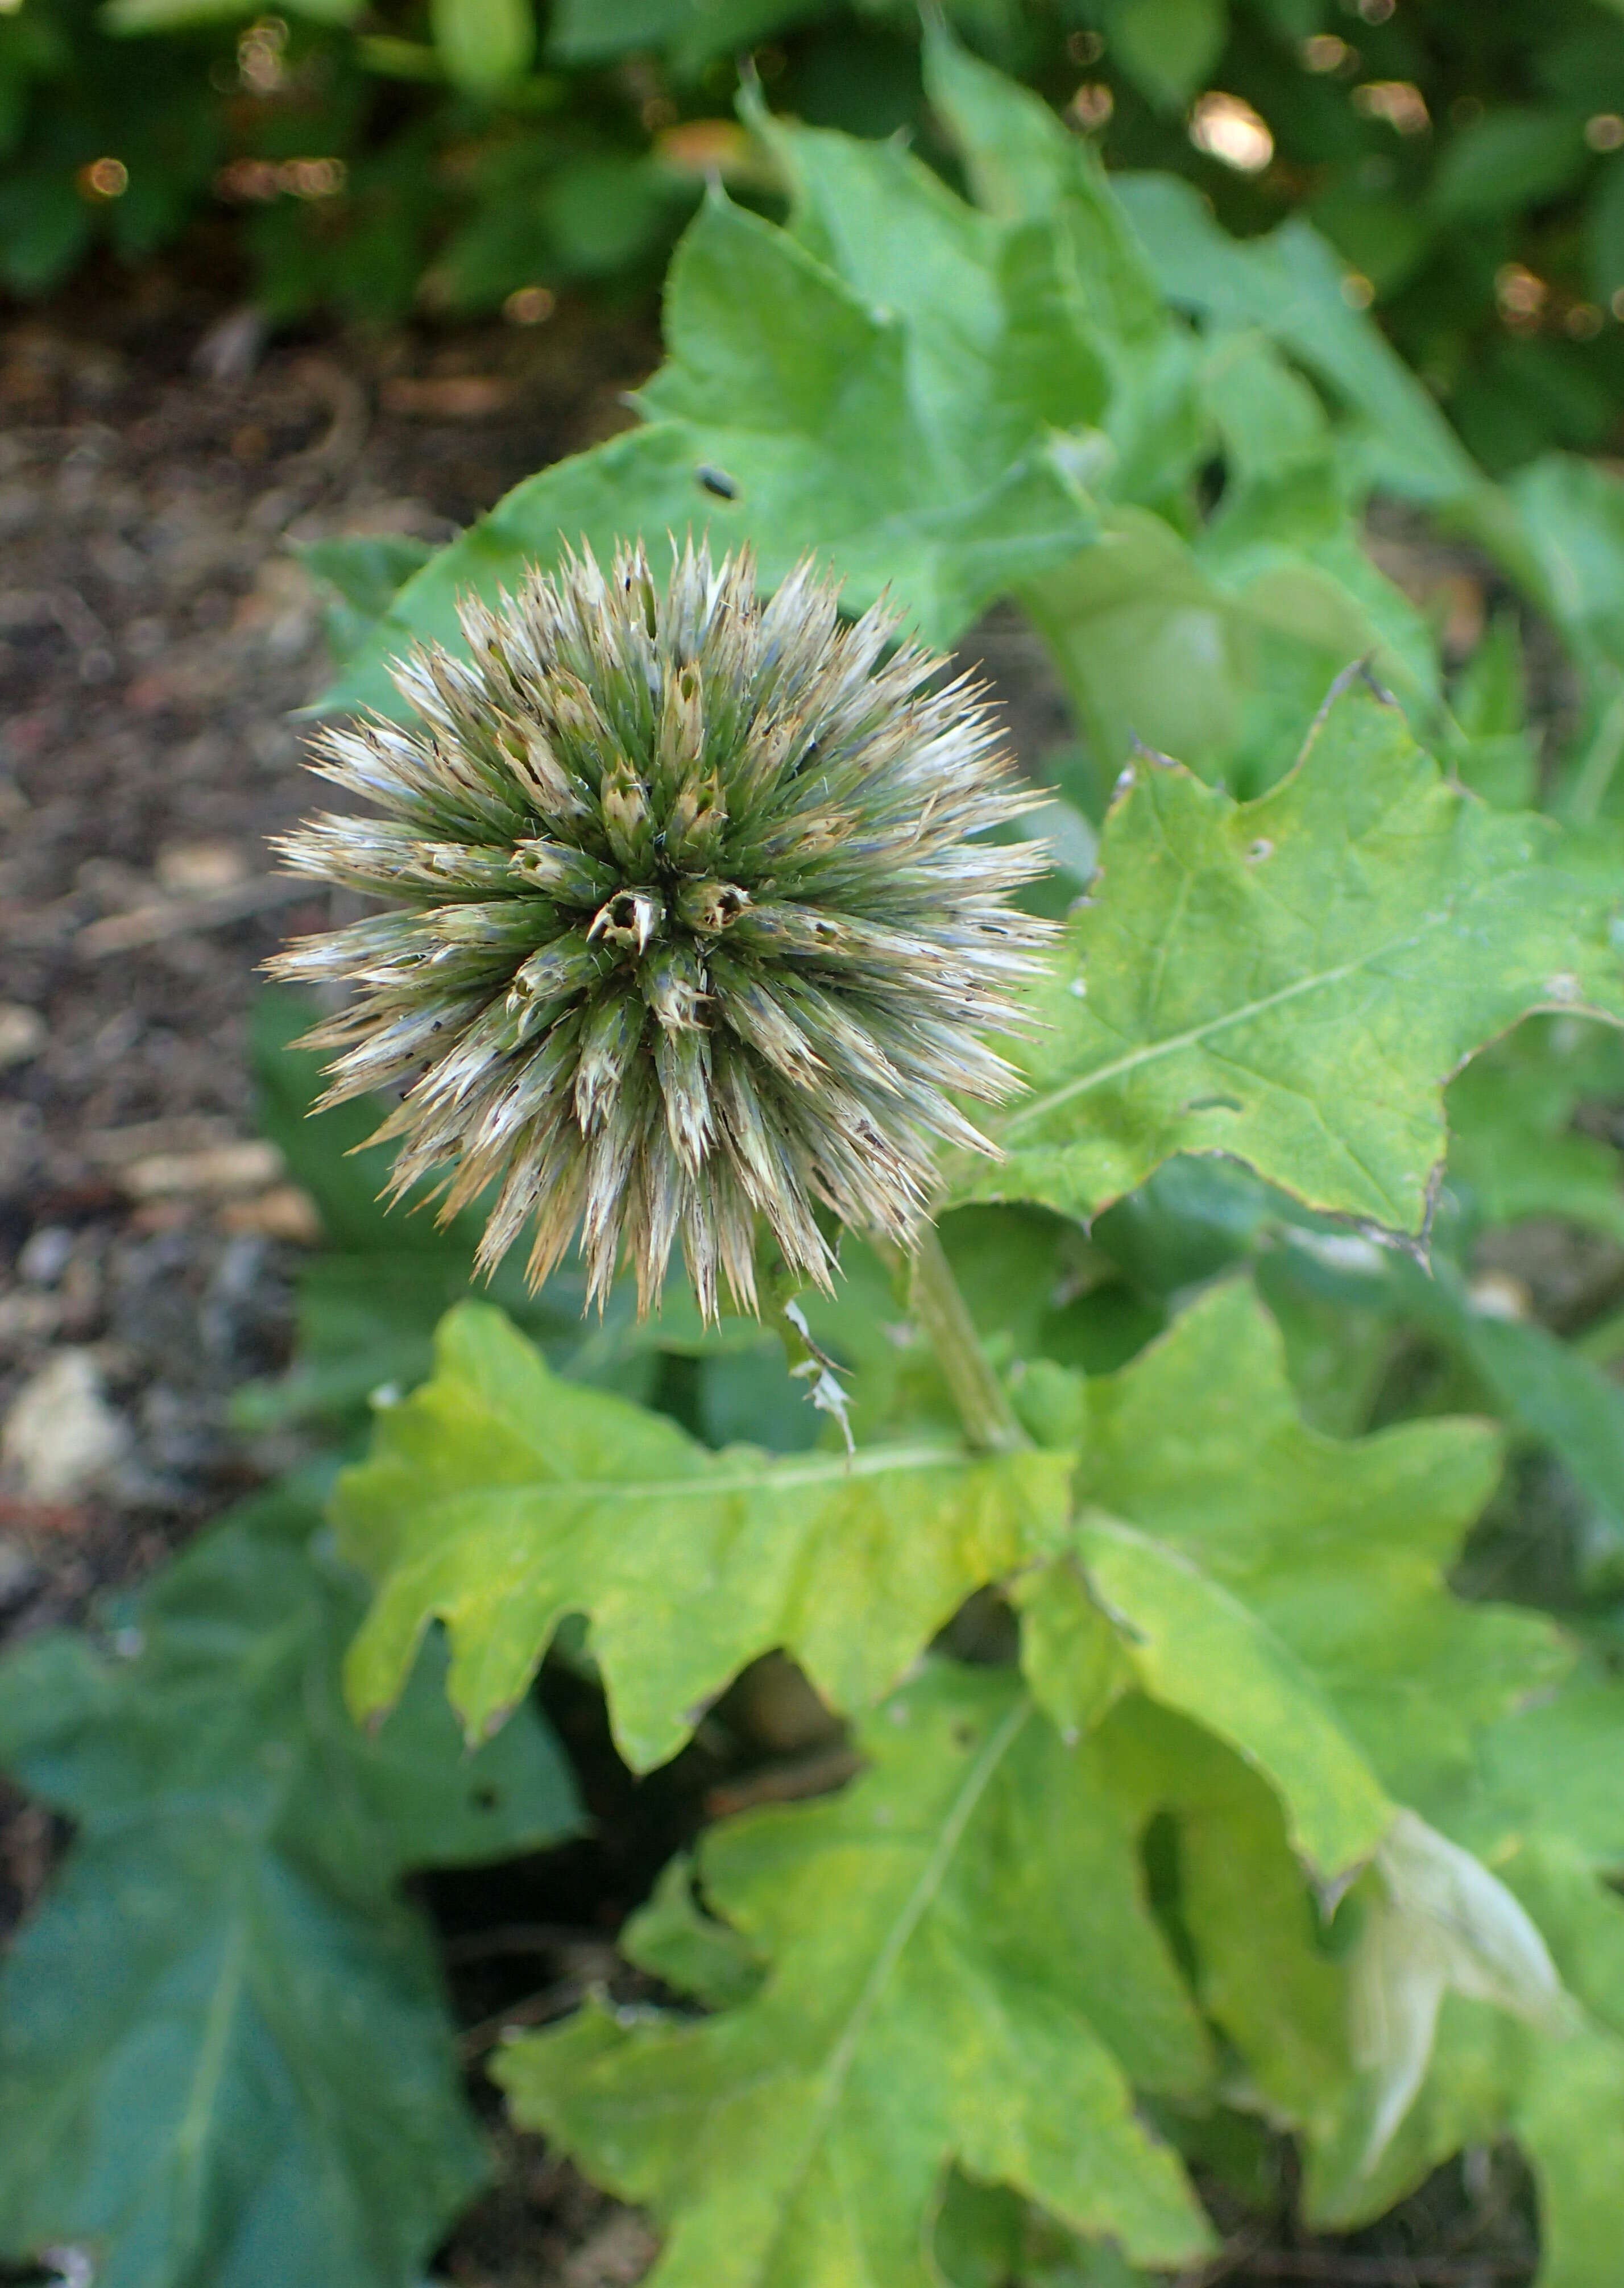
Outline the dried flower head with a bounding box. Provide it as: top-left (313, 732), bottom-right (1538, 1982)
top-left (272, 540), bottom-right (1051, 1318)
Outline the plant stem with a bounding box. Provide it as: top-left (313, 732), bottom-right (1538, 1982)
top-left (908, 1225), bottom-right (1029, 1454)
top-left (1561, 678), bottom-right (1624, 825)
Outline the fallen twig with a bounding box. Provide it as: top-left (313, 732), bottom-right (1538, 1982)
top-left (458, 1978), bottom-right (598, 2062)
top-left (118, 1139), bottom-right (284, 1199)
top-left (78, 874), bottom-right (312, 956)
top-left (379, 374), bottom-right (514, 419)
top-left (702, 1744), bottom-right (861, 1820)
top-left (287, 355), bottom-right (370, 469)
top-left (444, 1923), bottom-right (618, 1970)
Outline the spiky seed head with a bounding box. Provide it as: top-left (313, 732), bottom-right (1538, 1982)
top-left (271, 540), bottom-right (1053, 1320)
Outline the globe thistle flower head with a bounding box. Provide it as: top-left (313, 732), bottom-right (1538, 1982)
top-left (272, 540), bottom-right (1053, 1320)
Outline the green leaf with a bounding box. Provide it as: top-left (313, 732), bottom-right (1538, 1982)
top-left (496, 1667), bottom-right (1215, 2286)
top-left (1108, 0), bottom-right (1227, 113)
top-left (960, 681), bottom-right (1624, 1237)
top-left (1509, 451), bottom-right (1624, 683)
top-left (1111, 172), bottom-right (1483, 506)
top-left (1073, 1512), bottom-right (1392, 1880)
top-left (1422, 1284), bottom-right (1624, 1555)
top-left (546, 0), bottom-right (828, 73)
top-left (1453, 609), bottom-right (1528, 739)
top-left (1101, 1146), bottom-right (1624, 1578)
top-left (538, 152), bottom-right (690, 279)
top-left (1034, 1274), bottom-right (1624, 2232)
top-left (325, 24), bottom-right (1234, 724)
top-left (545, 0), bottom-right (689, 58)
top-left (1282, 1237), bottom-right (1624, 1564)
top-left (0, 174), bottom-right (90, 296)
top-left (1447, 1018), bottom-right (1624, 1244)
top-left (322, 177), bottom-right (1104, 717)
top-left (1472, 1678), bottom-right (1624, 1879)
top-left (1082, 1395), bottom-right (1624, 2261)
top-left (1034, 1279), bottom-right (1564, 1800)
top-left (1431, 107), bottom-right (1588, 225)
top-left (934, 2173), bottom-right (1147, 2288)
top-left (1294, 1815), bottom-right (1624, 2246)
top-left (621, 1855), bottom-right (767, 2012)
top-left (1018, 509), bottom-right (1242, 774)
top-left (1118, 1700), bottom-right (1353, 2128)
top-left (103, 0), bottom-right (359, 26)
top-left (428, 0), bottom-right (535, 90)
top-left (1011, 1555), bottom-right (1134, 1744)
top-left (1115, 1694), bottom-right (1607, 2248)
top-left (1421, 1688), bottom-right (1624, 2282)
top-left (754, 106), bottom-right (1111, 472)
top-left (1588, 152), bottom-right (1624, 305)
top-left (333, 1303), bottom-right (1074, 1759)
top-left (1508, 455), bottom-right (1624, 814)
top-left (1198, 1849), bottom-right (1528, 2235)
top-left (1308, 185), bottom-right (1432, 302)
top-left (1074, 496), bottom-right (1435, 790)
top-left (296, 533), bottom-right (435, 673)
top-left (922, 30), bottom-right (1204, 505)
top-left (1191, 343), bottom-right (1441, 711)
top-left (1198, 324), bottom-right (1329, 485)
top-left (1450, 611), bottom-right (1538, 806)
top-left (1012, 328), bottom-right (1439, 780)
top-left (922, 28), bottom-right (1161, 340)
top-left (1009, 1275), bottom-right (1604, 2205)
top-left (1515, 2029), bottom-right (1624, 2288)
top-left (0, 1481), bottom-right (579, 2288)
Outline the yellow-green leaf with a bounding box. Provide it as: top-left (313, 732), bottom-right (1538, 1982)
top-left (1075, 1512), bottom-right (1391, 1880)
top-left (497, 1667), bottom-right (1215, 2287)
top-left (333, 1303), bottom-right (1073, 1759)
top-left (428, 0), bottom-right (534, 89)
top-left (1033, 1279), bottom-right (1565, 1800)
top-left (962, 682), bottom-right (1624, 1237)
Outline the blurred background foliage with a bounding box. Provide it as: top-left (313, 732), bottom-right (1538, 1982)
top-left (8, 0), bottom-right (1624, 474)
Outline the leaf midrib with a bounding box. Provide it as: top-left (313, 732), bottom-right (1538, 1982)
top-left (769, 1693), bottom-right (1035, 2263)
top-left (172, 1901), bottom-right (252, 2253)
top-left (1001, 918), bottom-right (1445, 1134)
top-left (420, 1440), bottom-right (976, 1515)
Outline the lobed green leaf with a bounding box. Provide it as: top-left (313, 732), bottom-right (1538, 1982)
top-left (498, 1666), bottom-right (1215, 2287)
top-left (333, 1302), bottom-right (1074, 1758)
top-left (961, 683), bottom-right (1624, 1237)
top-left (321, 169), bottom-right (1108, 718)
top-left (1021, 1279), bottom-right (1564, 1804)
top-left (1110, 171), bottom-right (1483, 508)
top-left (1074, 1511), bottom-right (1391, 1880)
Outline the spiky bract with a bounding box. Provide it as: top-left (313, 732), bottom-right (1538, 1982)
top-left (273, 541), bottom-right (1051, 1319)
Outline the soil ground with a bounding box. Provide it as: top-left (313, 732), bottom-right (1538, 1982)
top-left (0, 264), bottom-right (1542, 2287)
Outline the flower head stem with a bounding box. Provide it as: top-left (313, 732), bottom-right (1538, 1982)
top-left (906, 1226), bottom-right (1030, 1454)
